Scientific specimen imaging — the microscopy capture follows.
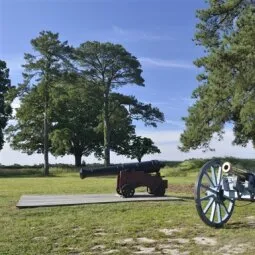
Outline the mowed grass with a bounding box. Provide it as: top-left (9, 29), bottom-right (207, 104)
top-left (0, 167), bottom-right (255, 255)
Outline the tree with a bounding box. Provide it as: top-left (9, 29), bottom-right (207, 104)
top-left (75, 41), bottom-right (144, 166)
top-left (109, 93), bottom-right (165, 127)
top-left (0, 60), bottom-right (13, 150)
top-left (20, 31), bottom-right (72, 175)
top-left (117, 136), bottom-right (160, 162)
top-left (49, 82), bottom-right (103, 166)
top-left (6, 86), bottom-right (45, 155)
top-left (180, 1), bottom-right (255, 152)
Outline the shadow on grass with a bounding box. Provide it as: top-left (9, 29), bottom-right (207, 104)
top-left (0, 170), bottom-right (43, 178)
top-left (0, 170), bottom-right (68, 178)
top-left (225, 221), bottom-right (255, 229)
top-left (171, 195), bottom-right (194, 200)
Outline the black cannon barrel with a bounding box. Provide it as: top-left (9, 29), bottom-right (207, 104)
top-left (80, 160), bottom-right (165, 179)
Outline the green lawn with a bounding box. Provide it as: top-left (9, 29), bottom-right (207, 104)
top-left (0, 168), bottom-right (255, 254)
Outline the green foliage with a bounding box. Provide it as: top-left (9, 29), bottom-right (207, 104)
top-left (49, 82), bottom-right (103, 166)
top-left (75, 41), bottom-right (146, 165)
top-left (163, 159), bottom-right (207, 177)
top-left (6, 86), bottom-right (45, 154)
top-left (195, 0), bottom-right (253, 48)
top-left (10, 31), bottom-right (72, 175)
top-left (7, 34), bottom-right (165, 167)
top-left (75, 41), bottom-right (145, 87)
top-left (116, 135), bottom-right (160, 162)
top-left (0, 60), bottom-right (13, 149)
top-left (180, 2), bottom-right (255, 152)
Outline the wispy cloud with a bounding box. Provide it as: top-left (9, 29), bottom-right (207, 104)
top-left (139, 57), bottom-right (194, 69)
top-left (166, 120), bottom-right (184, 128)
top-left (112, 25), bottom-right (173, 42)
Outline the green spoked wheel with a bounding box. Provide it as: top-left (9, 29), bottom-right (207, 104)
top-left (195, 160), bottom-right (235, 228)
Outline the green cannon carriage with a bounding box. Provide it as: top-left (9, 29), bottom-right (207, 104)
top-left (195, 159), bottom-right (255, 227)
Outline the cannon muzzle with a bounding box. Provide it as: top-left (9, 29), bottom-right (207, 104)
top-left (80, 160), bottom-right (165, 179)
top-left (222, 161), bottom-right (254, 180)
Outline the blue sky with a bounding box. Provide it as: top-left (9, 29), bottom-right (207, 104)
top-left (1, 0), bottom-right (254, 165)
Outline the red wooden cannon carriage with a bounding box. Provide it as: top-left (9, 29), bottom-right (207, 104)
top-left (80, 160), bottom-right (168, 198)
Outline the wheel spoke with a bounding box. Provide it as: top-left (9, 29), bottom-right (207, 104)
top-left (216, 166), bottom-right (222, 185)
top-left (200, 194), bottom-right (214, 201)
top-left (200, 184), bottom-right (218, 195)
top-left (216, 203), bottom-right (222, 223)
top-left (211, 166), bottom-right (217, 186)
top-left (203, 197), bottom-right (214, 214)
top-left (210, 201), bottom-right (216, 222)
top-left (204, 172), bottom-right (215, 187)
top-left (220, 201), bottom-right (229, 215)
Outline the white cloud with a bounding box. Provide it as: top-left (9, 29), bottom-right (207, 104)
top-left (136, 128), bottom-right (255, 161)
top-left (1, 128), bottom-right (254, 166)
top-left (112, 25), bottom-right (173, 42)
top-left (139, 57), bottom-right (194, 69)
top-left (165, 120), bottom-right (184, 128)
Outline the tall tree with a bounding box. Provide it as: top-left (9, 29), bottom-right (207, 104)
top-left (180, 1), bottom-right (255, 152)
top-left (6, 86), bottom-right (45, 155)
top-left (20, 31), bottom-right (71, 175)
top-left (75, 41), bottom-right (144, 166)
top-left (117, 136), bottom-right (161, 162)
top-left (49, 82), bottom-right (102, 166)
top-left (0, 60), bottom-right (13, 150)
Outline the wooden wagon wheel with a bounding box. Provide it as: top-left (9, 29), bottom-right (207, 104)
top-left (195, 159), bottom-right (235, 228)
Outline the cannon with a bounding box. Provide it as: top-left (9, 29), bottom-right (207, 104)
top-left (195, 159), bottom-right (255, 227)
top-left (80, 160), bottom-right (168, 198)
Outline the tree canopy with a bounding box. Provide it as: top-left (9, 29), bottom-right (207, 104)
top-left (180, 1), bottom-right (255, 152)
top-left (75, 41), bottom-right (145, 165)
top-left (19, 31), bottom-right (72, 175)
top-left (0, 60), bottom-right (12, 150)
top-left (117, 135), bottom-right (161, 162)
top-left (8, 34), bottom-right (164, 167)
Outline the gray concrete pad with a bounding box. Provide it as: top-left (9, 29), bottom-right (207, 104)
top-left (16, 193), bottom-right (183, 209)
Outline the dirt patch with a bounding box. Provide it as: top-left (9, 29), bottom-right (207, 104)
top-left (168, 238), bottom-right (190, 244)
top-left (137, 237), bottom-right (156, 244)
top-left (91, 245), bottom-right (106, 250)
top-left (102, 250), bottom-right (119, 254)
top-left (168, 184), bottom-right (194, 194)
top-left (133, 246), bottom-right (158, 254)
top-left (159, 228), bottom-right (182, 236)
top-left (32, 236), bottom-right (47, 241)
top-left (94, 232), bottom-right (107, 236)
top-left (116, 238), bottom-right (134, 245)
top-left (193, 237), bottom-right (217, 246)
top-left (246, 216), bottom-right (255, 226)
top-left (160, 248), bottom-right (190, 255)
top-left (215, 243), bottom-right (250, 255)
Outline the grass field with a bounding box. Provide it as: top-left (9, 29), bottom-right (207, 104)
top-left (0, 162), bottom-right (255, 255)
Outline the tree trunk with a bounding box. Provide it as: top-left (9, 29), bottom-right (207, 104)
top-left (75, 154), bottom-right (82, 167)
top-left (43, 98), bottom-right (49, 176)
top-left (103, 89), bottom-right (110, 166)
top-left (138, 157), bottom-right (142, 163)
